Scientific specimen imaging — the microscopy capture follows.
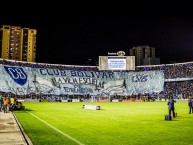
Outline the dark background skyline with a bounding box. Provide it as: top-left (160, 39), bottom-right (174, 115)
top-left (1, 14), bottom-right (193, 66)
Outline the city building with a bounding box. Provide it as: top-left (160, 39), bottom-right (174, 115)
top-left (0, 25), bottom-right (37, 62)
top-left (129, 45), bottom-right (160, 66)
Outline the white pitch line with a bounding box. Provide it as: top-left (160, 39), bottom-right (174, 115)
top-left (27, 111), bottom-right (84, 145)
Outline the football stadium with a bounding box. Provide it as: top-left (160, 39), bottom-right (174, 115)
top-left (0, 58), bottom-right (193, 145)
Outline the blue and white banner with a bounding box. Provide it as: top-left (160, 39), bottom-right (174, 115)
top-left (0, 64), bottom-right (165, 96)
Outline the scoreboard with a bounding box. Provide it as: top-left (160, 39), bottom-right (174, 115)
top-left (99, 55), bottom-right (135, 71)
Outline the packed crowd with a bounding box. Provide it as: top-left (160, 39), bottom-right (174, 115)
top-left (1, 58), bottom-right (193, 79)
top-left (136, 62), bottom-right (193, 79)
top-left (0, 58), bottom-right (98, 71)
top-left (136, 62), bottom-right (193, 99)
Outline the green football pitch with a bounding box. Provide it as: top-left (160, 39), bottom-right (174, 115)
top-left (14, 101), bottom-right (193, 145)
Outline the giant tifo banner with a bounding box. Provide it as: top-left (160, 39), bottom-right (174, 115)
top-left (0, 64), bottom-right (165, 96)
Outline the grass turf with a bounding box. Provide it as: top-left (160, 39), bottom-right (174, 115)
top-left (14, 101), bottom-right (193, 145)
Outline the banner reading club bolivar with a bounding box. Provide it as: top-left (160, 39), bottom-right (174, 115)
top-left (0, 64), bottom-right (165, 96)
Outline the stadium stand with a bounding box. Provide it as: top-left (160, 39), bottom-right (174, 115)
top-left (0, 58), bottom-right (192, 101)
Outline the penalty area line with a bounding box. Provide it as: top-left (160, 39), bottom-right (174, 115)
top-left (26, 111), bottom-right (84, 145)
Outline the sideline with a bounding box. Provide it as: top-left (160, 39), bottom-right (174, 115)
top-left (13, 113), bottom-right (33, 145)
top-left (26, 111), bottom-right (84, 145)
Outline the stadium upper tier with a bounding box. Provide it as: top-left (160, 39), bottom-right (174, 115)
top-left (0, 58), bottom-right (193, 98)
top-left (0, 58), bottom-right (193, 80)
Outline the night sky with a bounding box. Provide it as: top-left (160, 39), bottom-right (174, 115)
top-left (1, 13), bottom-right (193, 66)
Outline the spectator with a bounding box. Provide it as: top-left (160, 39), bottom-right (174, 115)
top-left (10, 96), bottom-right (15, 112)
top-left (3, 96), bottom-right (9, 113)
